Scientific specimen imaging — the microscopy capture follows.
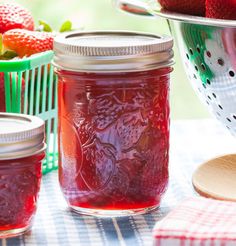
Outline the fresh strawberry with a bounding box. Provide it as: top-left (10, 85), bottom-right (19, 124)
top-left (0, 72), bottom-right (25, 112)
top-left (0, 3), bottom-right (34, 34)
top-left (206, 0), bottom-right (236, 19)
top-left (158, 0), bottom-right (205, 16)
top-left (3, 29), bottom-right (54, 58)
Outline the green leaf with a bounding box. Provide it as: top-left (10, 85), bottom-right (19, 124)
top-left (60, 20), bottom-right (72, 33)
top-left (0, 51), bottom-right (18, 60)
top-left (38, 20), bottom-right (53, 32)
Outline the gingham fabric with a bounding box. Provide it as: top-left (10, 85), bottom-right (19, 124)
top-left (2, 119), bottom-right (236, 246)
top-left (153, 197), bottom-right (236, 246)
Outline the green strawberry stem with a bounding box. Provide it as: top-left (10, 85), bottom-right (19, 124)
top-left (37, 20), bottom-right (73, 33)
top-left (60, 20), bottom-right (72, 32)
top-left (38, 20), bottom-right (53, 32)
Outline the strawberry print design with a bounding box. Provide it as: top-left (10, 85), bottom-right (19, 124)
top-left (89, 93), bottom-right (123, 131)
top-left (80, 138), bottom-right (116, 191)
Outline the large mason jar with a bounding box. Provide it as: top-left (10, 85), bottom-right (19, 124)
top-left (53, 31), bottom-right (174, 216)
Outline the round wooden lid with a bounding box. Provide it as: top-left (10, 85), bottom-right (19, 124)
top-left (192, 154), bottom-right (236, 201)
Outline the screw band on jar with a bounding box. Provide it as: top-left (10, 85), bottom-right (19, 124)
top-left (0, 113), bottom-right (46, 160)
top-left (53, 31), bottom-right (174, 72)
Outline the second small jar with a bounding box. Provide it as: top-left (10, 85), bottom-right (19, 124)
top-left (0, 113), bottom-right (45, 237)
top-left (54, 31), bottom-right (174, 216)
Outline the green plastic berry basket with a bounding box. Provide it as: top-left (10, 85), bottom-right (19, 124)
top-left (0, 51), bottom-right (58, 174)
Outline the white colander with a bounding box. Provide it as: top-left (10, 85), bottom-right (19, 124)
top-left (115, 0), bottom-right (236, 136)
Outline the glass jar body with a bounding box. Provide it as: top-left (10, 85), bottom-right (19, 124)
top-left (0, 152), bottom-right (45, 237)
top-left (57, 68), bottom-right (172, 216)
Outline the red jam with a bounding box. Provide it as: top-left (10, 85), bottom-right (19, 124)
top-left (58, 67), bottom-right (171, 212)
top-left (0, 153), bottom-right (44, 234)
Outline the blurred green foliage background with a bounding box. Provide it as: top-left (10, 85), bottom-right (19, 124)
top-left (13, 0), bottom-right (210, 119)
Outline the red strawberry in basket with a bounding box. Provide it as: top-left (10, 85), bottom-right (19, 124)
top-left (158, 0), bottom-right (205, 16)
top-left (0, 3), bottom-right (34, 34)
top-left (206, 0), bottom-right (236, 20)
top-left (0, 73), bottom-right (25, 112)
top-left (0, 73), bottom-right (5, 112)
top-left (3, 29), bottom-right (54, 58)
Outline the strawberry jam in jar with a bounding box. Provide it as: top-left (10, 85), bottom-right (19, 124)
top-left (0, 113), bottom-right (45, 237)
top-left (54, 31), bottom-right (174, 216)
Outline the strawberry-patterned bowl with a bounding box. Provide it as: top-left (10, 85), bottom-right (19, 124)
top-left (115, 0), bottom-right (236, 135)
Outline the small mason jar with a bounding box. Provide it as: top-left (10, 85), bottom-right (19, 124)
top-left (54, 31), bottom-right (174, 216)
top-left (0, 113), bottom-right (46, 237)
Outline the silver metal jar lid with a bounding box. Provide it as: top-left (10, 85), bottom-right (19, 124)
top-left (53, 31), bottom-right (174, 73)
top-left (0, 113), bottom-right (46, 160)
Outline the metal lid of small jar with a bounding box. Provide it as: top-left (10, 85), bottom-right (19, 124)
top-left (0, 113), bottom-right (46, 160)
top-left (53, 31), bottom-right (174, 73)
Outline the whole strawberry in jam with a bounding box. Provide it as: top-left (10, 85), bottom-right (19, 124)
top-left (158, 0), bottom-right (205, 16)
top-left (3, 29), bottom-right (54, 58)
top-left (0, 3), bottom-right (34, 34)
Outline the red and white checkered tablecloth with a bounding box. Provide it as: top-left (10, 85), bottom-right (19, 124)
top-left (153, 197), bottom-right (236, 246)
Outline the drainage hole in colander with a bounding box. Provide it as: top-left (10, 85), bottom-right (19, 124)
top-left (207, 95), bottom-right (211, 100)
top-left (203, 83), bottom-right (206, 89)
top-left (193, 74), bottom-right (197, 79)
top-left (186, 53), bottom-right (189, 60)
top-left (206, 79), bottom-right (211, 85)
top-left (195, 65), bottom-right (198, 71)
top-left (189, 48), bottom-right (193, 55)
top-left (217, 58), bottom-right (224, 66)
top-left (197, 46), bottom-right (201, 53)
top-left (229, 70), bottom-right (235, 77)
top-left (206, 101), bottom-right (210, 105)
top-left (218, 104), bottom-right (223, 110)
top-left (217, 112), bottom-right (221, 117)
top-left (212, 93), bottom-right (217, 98)
top-left (227, 118), bottom-right (232, 122)
top-left (206, 51), bottom-right (211, 58)
top-left (226, 126), bottom-right (230, 130)
top-left (201, 63), bottom-right (206, 71)
top-left (233, 115), bottom-right (236, 120)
